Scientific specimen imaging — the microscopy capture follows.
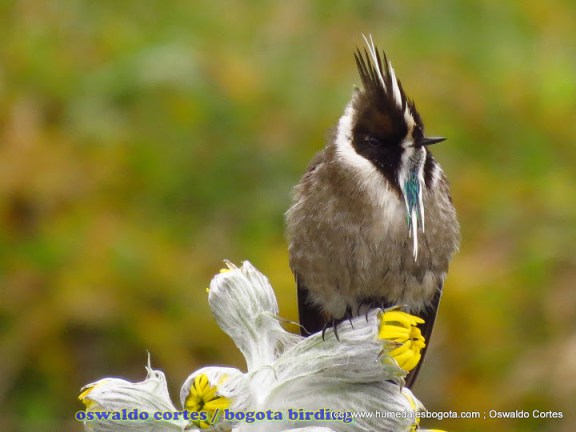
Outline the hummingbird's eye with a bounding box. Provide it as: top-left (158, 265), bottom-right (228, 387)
top-left (413, 125), bottom-right (424, 141)
top-left (365, 136), bottom-right (381, 147)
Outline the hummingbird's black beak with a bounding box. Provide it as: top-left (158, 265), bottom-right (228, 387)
top-left (418, 136), bottom-right (446, 147)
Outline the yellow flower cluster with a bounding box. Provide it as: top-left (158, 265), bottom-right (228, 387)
top-left (378, 309), bottom-right (426, 373)
top-left (184, 374), bottom-right (230, 430)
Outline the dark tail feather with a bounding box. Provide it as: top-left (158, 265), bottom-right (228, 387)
top-left (404, 285), bottom-right (442, 388)
top-left (297, 278), bottom-right (327, 336)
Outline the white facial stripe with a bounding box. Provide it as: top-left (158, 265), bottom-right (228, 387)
top-left (334, 101), bottom-right (374, 173)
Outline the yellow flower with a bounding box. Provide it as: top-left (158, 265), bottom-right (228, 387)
top-left (184, 373), bottom-right (230, 430)
top-left (206, 264), bottom-right (234, 293)
top-left (404, 391), bottom-right (421, 432)
top-left (378, 309), bottom-right (426, 373)
top-left (78, 384), bottom-right (98, 410)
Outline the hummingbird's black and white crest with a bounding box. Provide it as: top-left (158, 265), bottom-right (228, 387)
top-left (286, 36), bottom-right (460, 387)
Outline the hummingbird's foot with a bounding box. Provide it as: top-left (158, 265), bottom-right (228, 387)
top-left (345, 305), bottom-right (354, 329)
top-left (357, 299), bottom-right (393, 321)
top-left (321, 306), bottom-right (354, 341)
top-left (321, 321), bottom-right (338, 341)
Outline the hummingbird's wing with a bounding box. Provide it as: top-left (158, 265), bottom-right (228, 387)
top-left (405, 283), bottom-right (442, 388)
top-left (296, 276), bottom-right (328, 336)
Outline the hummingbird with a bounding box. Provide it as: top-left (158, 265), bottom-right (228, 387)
top-left (285, 37), bottom-right (460, 387)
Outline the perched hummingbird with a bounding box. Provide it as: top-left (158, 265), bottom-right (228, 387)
top-left (285, 37), bottom-right (460, 386)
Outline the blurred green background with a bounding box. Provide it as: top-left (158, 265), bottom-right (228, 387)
top-left (1, 1), bottom-right (575, 431)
